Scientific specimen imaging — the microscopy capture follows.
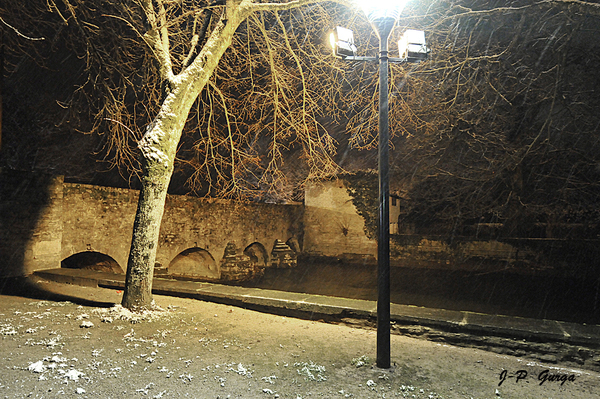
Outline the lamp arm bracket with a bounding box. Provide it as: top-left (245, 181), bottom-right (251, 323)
top-left (336, 55), bottom-right (377, 62)
top-left (336, 56), bottom-right (413, 63)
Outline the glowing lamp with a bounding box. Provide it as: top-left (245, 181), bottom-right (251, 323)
top-left (330, 26), bottom-right (357, 58)
top-left (399, 29), bottom-right (430, 61)
top-left (354, 0), bottom-right (410, 22)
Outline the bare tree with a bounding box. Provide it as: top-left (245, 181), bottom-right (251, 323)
top-left (38, 0), bottom-right (366, 309)
top-left (4, 0), bottom-right (600, 309)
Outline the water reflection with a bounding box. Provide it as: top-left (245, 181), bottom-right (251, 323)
top-left (242, 259), bottom-right (600, 325)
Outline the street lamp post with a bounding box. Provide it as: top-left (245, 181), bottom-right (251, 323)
top-left (374, 15), bottom-right (394, 370)
top-left (330, 1), bottom-right (429, 369)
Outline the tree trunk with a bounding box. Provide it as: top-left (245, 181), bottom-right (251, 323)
top-left (121, 165), bottom-right (172, 309)
top-left (121, 91), bottom-right (186, 309)
top-left (120, 17), bottom-right (240, 309)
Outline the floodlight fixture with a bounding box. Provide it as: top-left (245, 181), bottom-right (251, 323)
top-left (330, 26), bottom-right (358, 58)
top-left (399, 29), bottom-right (430, 61)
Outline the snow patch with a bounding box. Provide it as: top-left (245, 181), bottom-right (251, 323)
top-left (351, 355), bottom-right (370, 368)
top-left (262, 375), bottom-right (277, 384)
top-left (295, 361), bottom-right (327, 382)
top-left (0, 324), bottom-right (18, 335)
top-left (93, 304), bottom-right (172, 324)
top-left (61, 369), bottom-right (84, 381)
top-left (80, 320), bottom-right (94, 328)
top-left (28, 361), bottom-right (47, 373)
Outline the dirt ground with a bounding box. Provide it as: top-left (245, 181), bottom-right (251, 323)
top-left (0, 280), bottom-right (599, 399)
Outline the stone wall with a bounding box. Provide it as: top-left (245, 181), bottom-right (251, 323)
top-left (301, 179), bottom-right (581, 274)
top-left (157, 193), bottom-right (303, 272)
top-left (0, 170), bottom-right (63, 277)
top-left (1, 170), bottom-right (303, 278)
top-left (389, 235), bottom-right (537, 271)
top-left (3, 169), bottom-right (592, 280)
top-left (303, 180), bottom-right (377, 259)
top-left (61, 183), bottom-right (138, 271)
top-left (60, 183), bottom-right (304, 275)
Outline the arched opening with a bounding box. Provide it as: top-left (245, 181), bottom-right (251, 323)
top-left (243, 242), bottom-right (268, 267)
top-left (61, 251), bottom-right (123, 274)
top-left (168, 248), bottom-right (219, 279)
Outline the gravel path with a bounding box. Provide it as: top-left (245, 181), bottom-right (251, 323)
top-left (0, 280), bottom-right (599, 399)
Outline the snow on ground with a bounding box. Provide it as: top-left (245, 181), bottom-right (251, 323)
top-left (1, 289), bottom-right (599, 399)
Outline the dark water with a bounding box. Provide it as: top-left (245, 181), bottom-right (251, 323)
top-left (243, 260), bottom-right (600, 324)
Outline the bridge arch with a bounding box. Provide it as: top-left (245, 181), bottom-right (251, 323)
top-left (169, 247), bottom-right (219, 278)
top-left (243, 242), bottom-right (269, 267)
top-left (61, 251), bottom-right (123, 274)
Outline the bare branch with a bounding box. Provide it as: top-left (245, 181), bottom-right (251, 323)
top-left (139, 0), bottom-right (174, 82)
top-left (0, 16), bottom-right (45, 40)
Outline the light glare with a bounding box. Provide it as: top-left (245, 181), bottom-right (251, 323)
top-left (398, 29), bottom-right (429, 60)
top-left (354, 0), bottom-right (410, 21)
top-left (330, 26), bottom-right (357, 58)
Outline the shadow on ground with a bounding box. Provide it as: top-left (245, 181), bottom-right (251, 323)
top-left (0, 276), bottom-right (117, 308)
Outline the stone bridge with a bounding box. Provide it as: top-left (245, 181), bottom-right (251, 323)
top-left (0, 170), bottom-right (303, 280)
